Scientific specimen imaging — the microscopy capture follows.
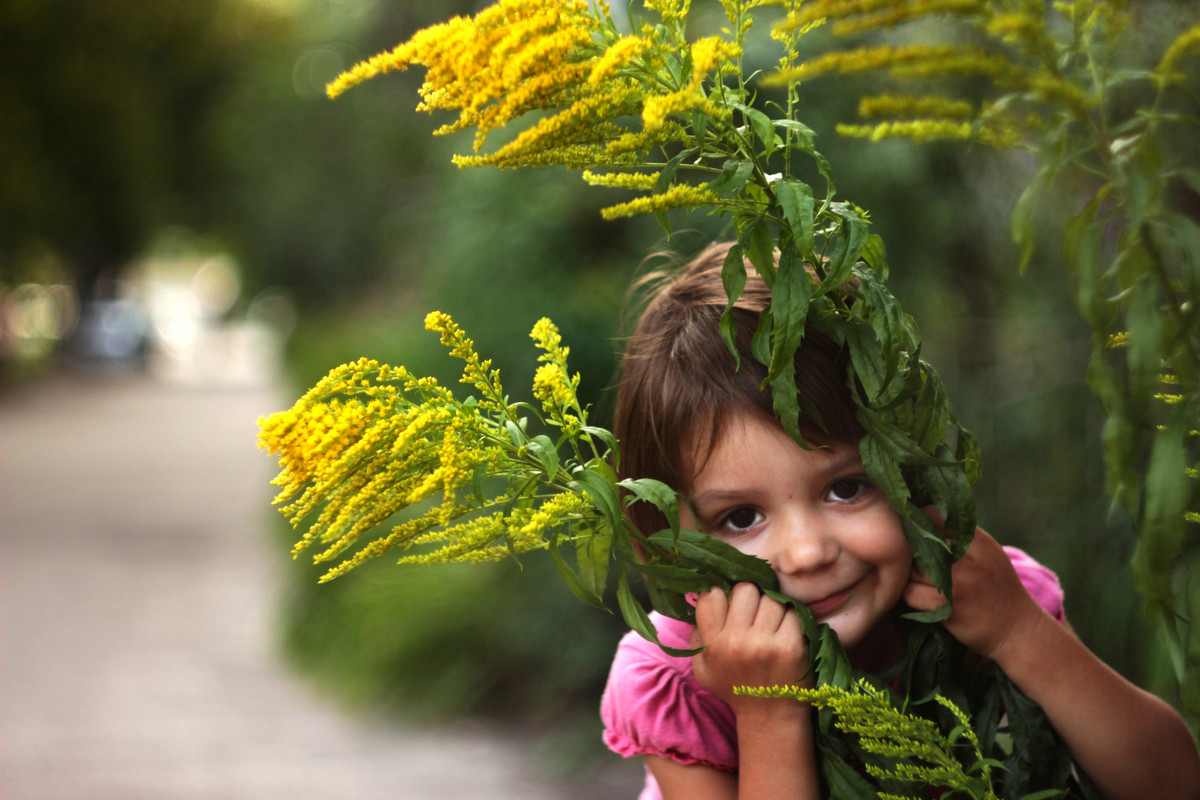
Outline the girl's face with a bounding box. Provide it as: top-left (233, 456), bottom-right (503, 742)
top-left (679, 412), bottom-right (912, 653)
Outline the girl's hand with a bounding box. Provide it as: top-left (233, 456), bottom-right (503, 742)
top-left (690, 583), bottom-right (811, 711)
top-left (902, 509), bottom-right (1043, 661)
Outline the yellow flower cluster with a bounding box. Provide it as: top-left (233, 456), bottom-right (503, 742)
top-left (775, 0), bottom-right (984, 36)
top-left (396, 490), bottom-right (589, 566)
top-left (645, 0), bottom-right (691, 25)
top-left (328, 0), bottom-right (612, 152)
top-left (582, 170), bottom-right (661, 190)
top-left (1157, 24), bottom-right (1200, 86)
top-left (259, 313), bottom-right (610, 581)
top-left (326, 0), bottom-right (747, 213)
top-left (838, 117), bottom-right (1019, 147)
top-left (600, 184), bottom-right (721, 220)
top-left (530, 317), bottom-right (582, 430)
top-left (857, 93), bottom-right (975, 120)
top-left (258, 354), bottom-right (504, 580)
top-left (743, 679), bottom-right (991, 795)
top-left (424, 310), bottom-right (506, 410)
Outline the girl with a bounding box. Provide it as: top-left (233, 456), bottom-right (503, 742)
top-left (600, 243), bottom-right (1200, 800)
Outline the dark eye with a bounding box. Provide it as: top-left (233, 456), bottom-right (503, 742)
top-left (827, 478), bottom-right (868, 502)
top-left (722, 506), bottom-right (761, 531)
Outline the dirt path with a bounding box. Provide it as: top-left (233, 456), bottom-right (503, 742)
top-left (0, 371), bottom-right (637, 800)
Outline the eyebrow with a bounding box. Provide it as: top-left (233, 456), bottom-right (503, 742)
top-left (687, 447), bottom-right (864, 510)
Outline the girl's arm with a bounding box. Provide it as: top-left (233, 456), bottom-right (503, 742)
top-left (905, 521), bottom-right (1200, 800)
top-left (649, 584), bottom-right (821, 800)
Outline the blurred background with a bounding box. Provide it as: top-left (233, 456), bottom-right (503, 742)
top-left (1, 0), bottom-right (1196, 797)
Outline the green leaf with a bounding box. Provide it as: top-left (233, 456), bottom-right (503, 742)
top-left (821, 210), bottom-right (869, 290)
top-left (617, 569), bottom-right (698, 657)
top-left (741, 216), bottom-right (777, 285)
top-left (580, 425), bottom-right (620, 457)
top-left (774, 178), bottom-right (814, 257)
top-left (1016, 789), bottom-right (1068, 800)
top-left (504, 418), bottom-right (528, 447)
top-left (707, 158), bottom-right (755, 195)
top-left (570, 468), bottom-right (622, 535)
top-left (719, 242), bottom-right (748, 364)
top-left (860, 234), bottom-right (888, 279)
top-left (774, 117), bottom-right (816, 148)
top-left (525, 434), bottom-right (559, 477)
top-left (859, 434), bottom-right (911, 511)
top-left (1011, 163), bottom-right (1054, 273)
top-left (548, 529), bottom-right (607, 609)
top-left (575, 523), bottom-right (612, 601)
top-left (648, 528), bottom-right (778, 588)
top-left (859, 407), bottom-right (956, 467)
top-left (619, 477), bottom-right (681, 535)
top-left (733, 102), bottom-right (777, 154)
top-left (768, 241), bottom-right (813, 382)
top-left (817, 742), bottom-right (880, 799)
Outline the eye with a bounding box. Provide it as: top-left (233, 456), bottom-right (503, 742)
top-left (826, 477), bottom-right (871, 503)
top-left (718, 506), bottom-right (763, 533)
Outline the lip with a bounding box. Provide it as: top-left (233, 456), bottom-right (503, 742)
top-left (803, 583), bottom-right (856, 616)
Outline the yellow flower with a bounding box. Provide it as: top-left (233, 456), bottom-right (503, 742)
top-left (1157, 24), bottom-right (1200, 86)
top-left (588, 35), bottom-right (653, 86)
top-left (857, 94), bottom-right (975, 120)
top-left (645, 0), bottom-right (691, 25)
top-left (582, 170), bottom-right (661, 190)
top-left (600, 184), bottom-right (720, 219)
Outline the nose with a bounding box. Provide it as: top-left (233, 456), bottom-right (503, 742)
top-left (768, 517), bottom-right (840, 576)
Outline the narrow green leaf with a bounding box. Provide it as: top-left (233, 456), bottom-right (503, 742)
top-left (580, 425), bottom-right (619, 457)
top-left (504, 418), bottom-right (528, 447)
top-left (619, 477), bottom-right (681, 535)
top-left (821, 211), bottom-right (868, 291)
top-left (525, 434), bottom-right (559, 477)
top-left (860, 234), bottom-right (888, 279)
top-left (733, 102), bottom-right (776, 154)
top-left (741, 216), bottom-right (776, 285)
top-left (548, 530), bottom-right (607, 609)
top-left (575, 523), bottom-right (612, 600)
top-left (774, 178), bottom-right (815, 256)
top-left (817, 742), bottom-right (880, 799)
top-left (648, 528), bottom-right (778, 588)
top-left (570, 468), bottom-right (622, 534)
top-left (618, 569), bottom-right (698, 657)
top-left (707, 159), bottom-right (755, 194)
top-left (719, 243), bottom-right (747, 364)
top-left (768, 241), bottom-right (813, 381)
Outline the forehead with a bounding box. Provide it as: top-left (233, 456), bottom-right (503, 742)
top-left (683, 411), bottom-right (858, 494)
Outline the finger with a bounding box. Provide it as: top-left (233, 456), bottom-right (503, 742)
top-left (694, 588), bottom-right (730, 634)
top-left (725, 582), bottom-right (762, 628)
top-left (922, 504), bottom-right (948, 530)
top-left (903, 581), bottom-right (948, 612)
top-left (750, 593), bottom-right (788, 632)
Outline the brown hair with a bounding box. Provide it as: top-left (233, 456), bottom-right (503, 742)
top-left (614, 242), bottom-right (863, 535)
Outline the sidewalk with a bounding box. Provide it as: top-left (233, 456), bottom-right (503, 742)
top-left (0, 371), bottom-right (639, 800)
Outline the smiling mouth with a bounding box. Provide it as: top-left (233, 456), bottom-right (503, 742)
top-left (804, 584), bottom-right (856, 616)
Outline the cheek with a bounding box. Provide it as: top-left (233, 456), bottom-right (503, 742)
top-left (857, 514), bottom-right (913, 592)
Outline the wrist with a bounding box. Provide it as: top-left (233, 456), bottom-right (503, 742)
top-left (731, 693), bottom-right (813, 732)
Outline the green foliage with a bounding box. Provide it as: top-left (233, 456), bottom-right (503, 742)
top-left (787, 0), bottom-right (1200, 727)
top-left (262, 0), bottom-right (1197, 785)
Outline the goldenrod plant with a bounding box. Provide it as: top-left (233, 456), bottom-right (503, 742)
top-left (261, 0), bottom-right (1199, 794)
top-left (776, 0), bottom-right (1200, 731)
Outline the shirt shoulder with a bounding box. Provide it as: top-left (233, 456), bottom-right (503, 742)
top-left (1004, 545), bottom-right (1066, 622)
top-left (600, 612), bottom-right (738, 771)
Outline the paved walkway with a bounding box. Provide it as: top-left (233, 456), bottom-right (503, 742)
top-left (0, 371), bottom-right (641, 800)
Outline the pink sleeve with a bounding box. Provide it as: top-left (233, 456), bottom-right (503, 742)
top-left (600, 625), bottom-right (739, 772)
top-left (1004, 545), bottom-right (1066, 622)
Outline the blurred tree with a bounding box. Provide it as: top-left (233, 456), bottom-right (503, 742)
top-left (0, 0), bottom-right (292, 295)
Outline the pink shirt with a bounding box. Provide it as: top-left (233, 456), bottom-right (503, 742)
top-left (599, 547), bottom-right (1066, 800)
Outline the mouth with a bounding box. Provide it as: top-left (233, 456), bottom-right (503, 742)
top-left (803, 583), bottom-right (857, 616)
